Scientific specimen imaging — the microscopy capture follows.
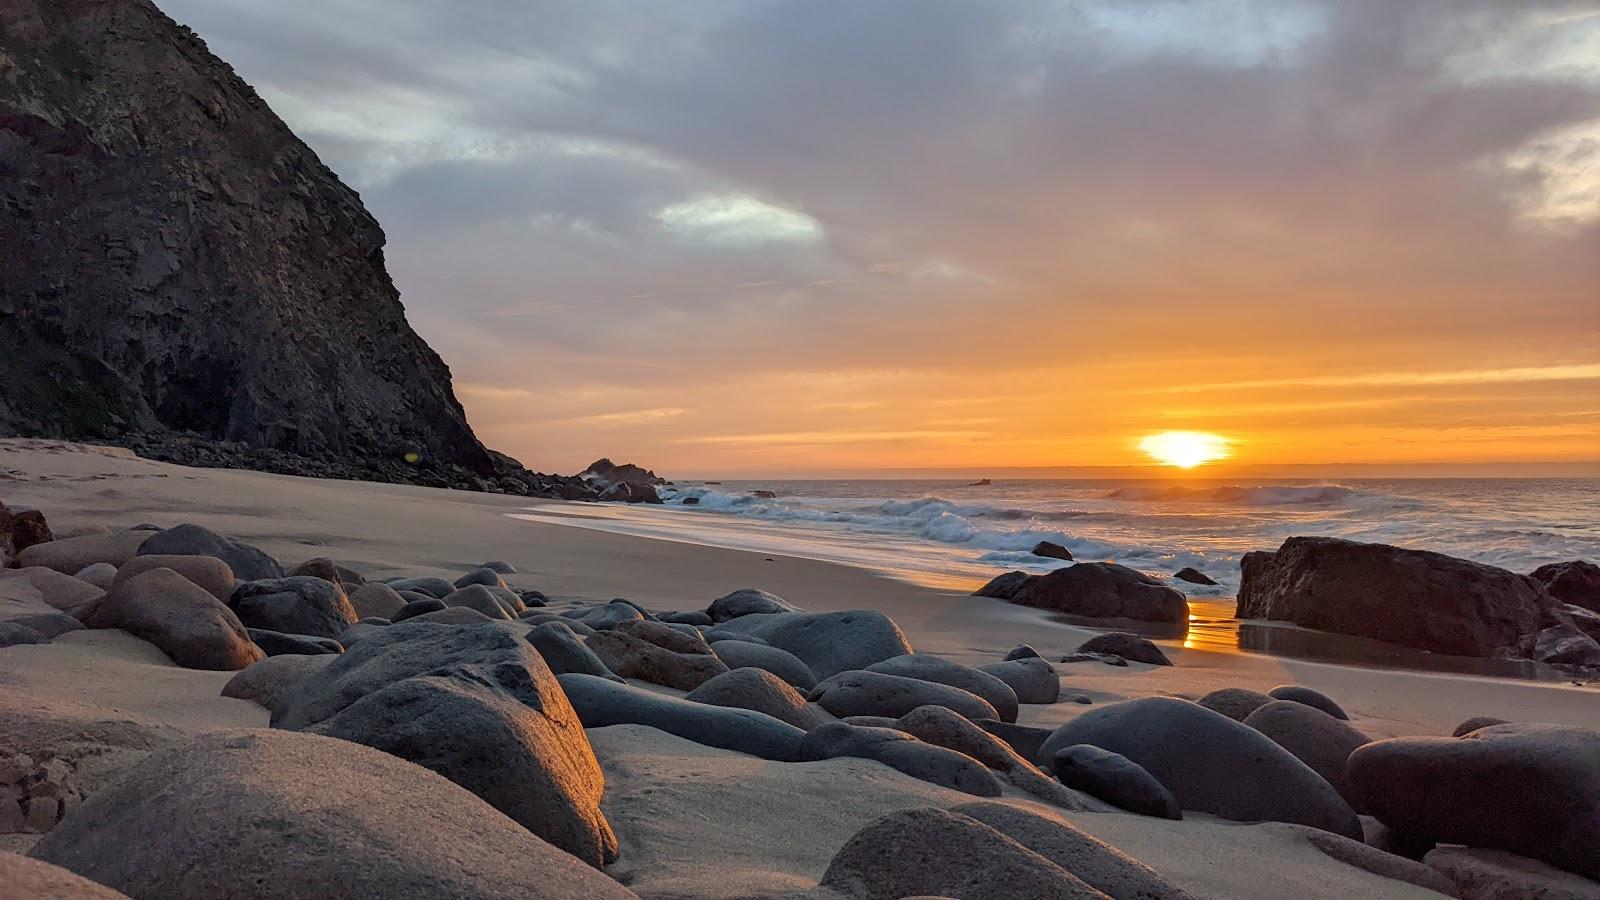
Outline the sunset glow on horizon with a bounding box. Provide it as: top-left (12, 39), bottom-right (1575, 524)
top-left (1139, 432), bottom-right (1232, 470)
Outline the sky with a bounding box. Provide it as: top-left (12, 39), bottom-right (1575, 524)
top-left (160, 0), bottom-right (1600, 477)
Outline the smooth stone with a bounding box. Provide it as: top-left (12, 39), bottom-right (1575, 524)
top-left (454, 567), bottom-right (509, 590)
top-left (0, 620), bottom-right (48, 647)
top-left (441, 583), bottom-right (513, 620)
top-left (1173, 566), bottom-right (1218, 586)
top-left (1038, 697), bottom-right (1362, 839)
top-left (973, 570), bottom-right (1033, 600)
top-left (810, 670), bottom-right (998, 722)
top-left (709, 639), bottom-right (817, 691)
top-left (337, 621), bottom-right (388, 649)
top-left (86, 568), bottom-right (262, 671)
top-left (952, 801), bottom-right (1197, 899)
top-left (1347, 723), bottom-right (1600, 879)
top-left (1004, 643), bottom-right (1041, 660)
top-left (73, 562), bottom-right (119, 590)
top-left (865, 653), bottom-right (1019, 723)
top-left (0, 591), bottom-right (82, 640)
top-left (1051, 744), bottom-right (1181, 819)
top-left (136, 524), bottom-right (282, 581)
top-left (411, 606), bottom-right (493, 625)
top-left (800, 723), bottom-right (1002, 797)
top-left (975, 657), bottom-right (1061, 704)
top-left (29, 729), bottom-right (637, 899)
top-left (230, 576), bottom-right (358, 640)
top-left (978, 719), bottom-right (1054, 761)
top-left (527, 620), bottom-right (622, 681)
top-left (521, 612), bottom-right (596, 636)
top-left (476, 560), bottom-right (515, 573)
top-left (659, 610), bottom-right (714, 627)
top-left (391, 597), bottom-right (446, 622)
top-left (685, 667), bottom-right (828, 730)
top-left (15, 530), bottom-right (149, 574)
top-left (308, 673), bottom-right (616, 866)
top-left (221, 654), bottom-right (337, 717)
top-left (286, 557), bottom-right (363, 591)
top-left (891, 706), bottom-right (1098, 811)
top-left (1453, 716), bottom-right (1510, 737)
top-left (114, 554), bottom-right (233, 602)
top-left (706, 609), bottom-right (913, 680)
top-left (558, 673), bottom-right (808, 762)
top-left (246, 628), bottom-right (342, 656)
top-left (706, 631), bottom-right (769, 646)
top-left (1032, 540), bottom-right (1074, 561)
top-left (706, 587), bottom-right (802, 622)
top-left (7, 567), bottom-right (104, 612)
top-left (1268, 684), bottom-right (1349, 720)
top-left (347, 582), bottom-right (405, 619)
top-left (612, 617), bottom-right (715, 655)
top-left (1074, 632), bottom-right (1172, 666)
top-left (999, 562), bottom-right (1189, 626)
top-left (384, 576), bottom-right (457, 599)
top-left (518, 589), bottom-right (548, 608)
top-left (1196, 687), bottom-right (1274, 722)
top-left (1243, 700), bottom-right (1371, 808)
top-left (1262, 823), bottom-right (1460, 897)
top-left (568, 600), bottom-right (647, 631)
top-left (0, 851), bottom-right (130, 899)
top-left (1424, 846), bottom-right (1600, 900)
top-left (1068, 693), bottom-right (1093, 704)
top-left (586, 628), bottom-right (728, 690)
top-left (818, 807), bottom-right (1105, 900)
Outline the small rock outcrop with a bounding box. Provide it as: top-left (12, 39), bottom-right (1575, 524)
top-left (1031, 541), bottom-right (1074, 561)
top-left (978, 563), bottom-right (1189, 628)
top-left (1531, 560), bottom-right (1600, 613)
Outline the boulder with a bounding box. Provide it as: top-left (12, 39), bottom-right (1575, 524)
top-left (1032, 541), bottom-right (1074, 561)
top-left (1173, 566), bottom-right (1217, 586)
top-left (1530, 560), bottom-right (1600, 614)
top-left (864, 653), bottom-right (1020, 722)
top-left (974, 570), bottom-right (1033, 600)
top-left (347, 582), bottom-right (405, 619)
top-left (1452, 716), bottom-right (1509, 737)
top-left (7, 567), bottom-right (104, 612)
top-left (308, 674), bottom-right (617, 866)
top-left (1061, 651), bottom-right (1127, 667)
top-left (1004, 643), bottom-right (1042, 660)
top-left (686, 668), bottom-right (828, 730)
top-left (1263, 823), bottom-right (1460, 897)
top-left (1347, 723), bottom-right (1600, 878)
top-left (710, 638), bottom-right (818, 691)
top-left (1267, 684), bottom-right (1349, 720)
top-left (336, 621), bottom-right (388, 649)
top-left (480, 560), bottom-right (517, 574)
top-left (114, 554), bottom-right (234, 601)
top-left (286, 558), bottom-right (363, 592)
top-left (1242, 701), bottom-right (1370, 807)
top-left (221, 654), bottom-right (337, 716)
top-left (977, 719), bottom-right (1054, 762)
top-left (0, 501), bottom-right (53, 557)
top-left (810, 670), bottom-right (998, 722)
top-left (659, 610), bottom-right (713, 627)
top-left (73, 562), bottom-right (118, 590)
top-left (1424, 847), bottom-right (1600, 900)
top-left (1051, 744), bottom-right (1181, 820)
top-left (246, 628), bottom-right (342, 657)
top-left (522, 612), bottom-right (595, 635)
top-left (413, 607), bottom-right (492, 625)
top-left (28, 730), bottom-right (637, 899)
top-left (85, 568), bottom-right (262, 670)
top-left (391, 597), bottom-right (446, 621)
top-left (890, 706), bottom-right (1099, 811)
top-left (0, 621), bottom-right (49, 647)
top-left (527, 621), bottom-right (622, 681)
top-left (0, 851), bottom-right (129, 899)
top-left (385, 577), bottom-right (457, 599)
top-left (952, 801), bottom-right (1196, 899)
top-left (996, 563), bottom-right (1189, 627)
top-left (230, 577), bottom-right (358, 639)
top-left (1074, 633), bottom-right (1172, 666)
top-left (612, 618), bottom-right (715, 655)
top-left (817, 807), bottom-right (1105, 900)
top-left (0, 591), bottom-right (83, 641)
top-left (706, 610), bottom-right (913, 679)
top-left (16, 530), bottom-right (149, 574)
top-left (1037, 697), bottom-right (1362, 839)
top-left (136, 524), bottom-right (282, 581)
top-left (800, 722), bottom-right (1002, 797)
top-left (441, 584), bottom-right (513, 620)
top-left (1564, 603), bottom-right (1600, 641)
top-left (454, 567), bottom-right (509, 590)
top-left (558, 673), bottom-right (808, 761)
top-left (585, 629), bottom-right (728, 690)
top-left (976, 657), bottom-right (1061, 704)
top-left (1237, 536), bottom-right (1597, 665)
top-left (1196, 687), bottom-right (1274, 722)
top-left (568, 600), bottom-right (647, 631)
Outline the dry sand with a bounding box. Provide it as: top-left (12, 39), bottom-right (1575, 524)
top-left (3, 438), bottom-right (1596, 897)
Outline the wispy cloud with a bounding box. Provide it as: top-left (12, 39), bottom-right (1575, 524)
top-left (1152, 364), bottom-right (1600, 393)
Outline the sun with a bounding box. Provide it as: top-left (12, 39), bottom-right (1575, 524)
top-left (1139, 431), bottom-right (1231, 469)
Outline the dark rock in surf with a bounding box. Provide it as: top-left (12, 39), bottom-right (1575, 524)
top-left (1031, 541), bottom-right (1074, 561)
top-left (1530, 560), bottom-right (1600, 614)
top-left (1173, 566), bottom-right (1217, 586)
top-left (985, 563), bottom-right (1189, 628)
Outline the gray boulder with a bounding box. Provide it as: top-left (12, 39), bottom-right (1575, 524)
top-left (612, 618), bottom-right (714, 655)
top-left (1196, 687), bottom-right (1274, 722)
top-left (1347, 723), bottom-right (1600, 879)
top-left (527, 621), bottom-right (621, 681)
top-left (706, 609), bottom-right (913, 679)
top-left (385, 577), bottom-right (457, 599)
top-left (1037, 697), bottom-right (1362, 839)
top-left (991, 563), bottom-right (1189, 628)
top-left (411, 606), bottom-right (492, 625)
top-left (567, 600), bottom-right (647, 631)
top-left (0, 621), bottom-right (48, 647)
top-left (454, 567), bottom-right (509, 590)
top-left (0, 594), bottom-right (82, 641)
top-left (705, 587), bottom-right (801, 622)
top-left (1244, 701), bottom-right (1370, 807)
top-left (891, 706), bottom-right (1099, 811)
top-left (974, 570), bottom-right (1033, 600)
top-left (810, 670), bottom-right (998, 721)
top-left (976, 657), bottom-right (1061, 704)
top-left (1530, 559), bottom-right (1600, 613)
top-left (137, 524), bottom-right (282, 581)
top-left (521, 612), bottom-right (596, 635)
top-left (347, 582), bottom-right (405, 619)
top-left (1074, 633), bottom-right (1172, 666)
top-left (1051, 744), bottom-right (1181, 820)
top-left (29, 730), bottom-right (636, 899)
top-left (1004, 643), bottom-right (1042, 660)
top-left (74, 562), bottom-right (119, 590)
top-left (800, 722), bottom-right (1002, 797)
top-left (86, 568), bottom-right (263, 671)
top-left (1267, 684), bottom-right (1349, 719)
top-left (441, 584), bottom-right (513, 620)
top-left (392, 597), bottom-right (446, 621)
top-left (818, 807), bottom-right (1105, 900)
top-left (558, 673), bottom-right (808, 761)
top-left (230, 577), bottom-right (358, 640)
top-left (865, 653), bottom-right (1019, 723)
top-left (978, 719), bottom-right (1054, 762)
top-left (221, 654), bottom-right (337, 717)
top-left (709, 639), bottom-right (817, 691)
top-left (1032, 540), bottom-right (1074, 561)
top-left (286, 558), bottom-right (364, 592)
top-left (15, 530), bottom-right (149, 574)
top-left (659, 610), bottom-right (714, 626)
top-left (1452, 716), bottom-right (1509, 737)
top-left (685, 668), bottom-right (828, 730)
top-left (585, 628), bottom-right (728, 690)
top-left (480, 560), bottom-right (517, 574)
top-left (308, 674), bottom-right (616, 866)
top-left (115, 554), bottom-right (234, 601)
top-left (246, 628), bottom-right (342, 657)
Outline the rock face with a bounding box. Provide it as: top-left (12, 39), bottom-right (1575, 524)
top-left (0, 501), bottom-right (52, 564)
top-left (1531, 560), bottom-right (1600, 613)
top-left (1238, 537), bottom-right (1600, 666)
top-left (982, 563), bottom-right (1189, 627)
top-left (29, 729), bottom-right (637, 899)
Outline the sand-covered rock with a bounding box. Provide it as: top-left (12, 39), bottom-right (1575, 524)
top-left (686, 668), bottom-right (828, 730)
top-left (710, 638), bottom-right (818, 690)
top-left (1038, 697), bottom-right (1361, 839)
top-left (586, 628), bottom-right (728, 690)
top-left (16, 531), bottom-right (149, 575)
top-left (1424, 846), bottom-right (1600, 900)
top-left (811, 670), bottom-right (998, 721)
top-left (865, 653), bottom-right (1019, 723)
top-left (1051, 744), bottom-right (1181, 820)
top-left (708, 610), bottom-right (913, 680)
top-left (1075, 633), bottom-right (1173, 666)
top-left (29, 729), bottom-right (637, 899)
top-left (559, 673), bottom-right (809, 761)
top-left (347, 582), bottom-right (405, 619)
top-left (1196, 687), bottom-right (1274, 721)
top-left (1243, 700), bottom-right (1370, 807)
top-left (308, 673), bottom-right (617, 866)
top-left (976, 657), bottom-right (1061, 704)
top-left (230, 576), bottom-right (358, 639)
top-left (1348, 723), bottom-right (1600, 879)
top-left (0, 851), bottom-right (130, 899)
top-left (801, 722), bottom-right (1002, 797)
top-left (707, 587), bottom-right (802, 622)
top-left (527, 620), bottom-right (622, 680)
top-left (221, 654), bottom-right (336, 717)
top-left (136, 525), bottom-right (282, 581)
top-left (85, 568), bottom-right (262, 671)
top-left (114, 555), bottom-right (233, 602)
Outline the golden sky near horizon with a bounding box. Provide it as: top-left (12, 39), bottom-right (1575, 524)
top-left (166, 1), bottom-right (1600, 474)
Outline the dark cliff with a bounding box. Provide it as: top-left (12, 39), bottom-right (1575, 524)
top-left (0, 0), bottom-right (500, 482)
